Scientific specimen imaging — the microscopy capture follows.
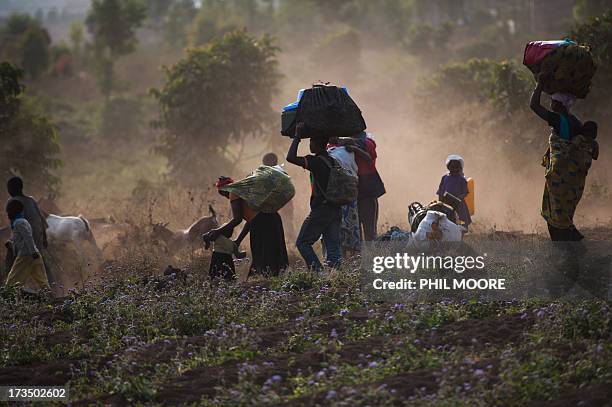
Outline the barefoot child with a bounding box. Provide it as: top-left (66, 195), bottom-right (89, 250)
top-left (4, 199), bottom-right (49, 293)
top-left (437, 155), bottom-right (472, 228)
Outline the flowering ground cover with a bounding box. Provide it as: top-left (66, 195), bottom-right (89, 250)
top-left (1, 244), bottom-right (610, 406)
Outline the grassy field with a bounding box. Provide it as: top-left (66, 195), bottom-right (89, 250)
top-left (1, 240), bottom-right (610, 406)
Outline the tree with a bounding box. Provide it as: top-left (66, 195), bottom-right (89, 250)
top-left (419, 58), bottom-right (534, 113)
top-left (570, 10), bottom-right (612, 119)
top-left (94, 96), bottom-right (144, 140)
top-left (50, 42), bottom-right (74, 77)
top-left (46, 7), bottom-right (59, 24)
top-left (414, 58), bottom-right (540, 162)
top-left (0, 62), bottom-right (23, 131)
top-left (573, 0), bottom-right (610, 22)
top-left (276, 0), bottom-right (414, 43)
top-left (20, 25), bottom-right (51, 79)
top-left (405, 21), bottom-right (454, 64)
top-left (0, 63), bottom-right (61, 193)
top-left (164, 0), bottom-right (197, 48)
top-left (0, 13), bottom-right (52, 79)
top-left (312, 28), bottom-right (362, 84)
top-left (145, 0), bottom-right (172, 25)
top-left (336, 0), bottom-right (414, 41)
top-left (151, 30), bottom-right (280, 185)
top-left (188, 1), bottom-right (244, 47)
top-left (3, 13), bottom-right (36, 36)
top-left (69, 21), bottom-right (84, 62)
top-left (86, 0), bottom-right (147, 97)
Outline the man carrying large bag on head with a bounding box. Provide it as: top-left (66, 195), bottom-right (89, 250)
top-left (287, 122), bottom-right (359, 271)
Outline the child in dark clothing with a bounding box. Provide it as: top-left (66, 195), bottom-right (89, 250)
top-left (204, 229), bottom-right (237, 281)
top-left (202, 195), bottom-right (247, 281)
top-left (582, 121), bottom-right (599, 160)
top-left (437, 155), bottom-right (472, 228)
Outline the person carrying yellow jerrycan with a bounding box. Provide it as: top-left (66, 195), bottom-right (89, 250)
top-left (4, 199), bottom-right (49, 293)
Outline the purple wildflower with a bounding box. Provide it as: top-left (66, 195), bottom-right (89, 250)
top-left (326, 390), bottom-right (337, 399)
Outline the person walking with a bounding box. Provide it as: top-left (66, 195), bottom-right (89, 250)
top-left (287, 123), bottom-right (341, 271)
top-left (530, 83), bottom-right (592, 241)
top-left (5, 199), bottom-right (49, 293)
top-left (204, 176), bottom-right (288, 278)
top-left (262, 152), bottom-right (296, 241)
top-left (327, 137), bottom-right (370, 255)
top-left (341, 133), bottom-right (385, 241)
top-left (5, 177), bottom-right (51, 284)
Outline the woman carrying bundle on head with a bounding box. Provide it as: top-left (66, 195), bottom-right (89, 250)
top-left (203, 175), bottom-right (289, 279)
top-left (530, 81), bottom-right (596, 241)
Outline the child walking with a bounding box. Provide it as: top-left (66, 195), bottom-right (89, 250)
top-left (4, 199), bottom-right (49, 293)
top-left (437, 154), bottom-right (472, 228)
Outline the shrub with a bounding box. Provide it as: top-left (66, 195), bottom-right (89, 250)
top-left (151, 30), bottom-right (280, 186)
top-left (0, 62), bottom-right (61, 194)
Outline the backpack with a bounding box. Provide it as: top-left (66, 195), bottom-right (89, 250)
top-left (315, 156), bottom-right (358, 206)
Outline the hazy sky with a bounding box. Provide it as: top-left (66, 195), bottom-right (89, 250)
top-left (0, 0), bottom-right (90, 15)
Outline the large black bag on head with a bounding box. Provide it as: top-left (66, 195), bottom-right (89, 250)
top-left (281, 84), bottom-right (366, 138)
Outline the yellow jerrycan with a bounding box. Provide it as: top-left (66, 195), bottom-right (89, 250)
top-left (465, 177), bottom-right (475, 216)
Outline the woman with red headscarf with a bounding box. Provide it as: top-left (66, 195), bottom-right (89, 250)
top-left (203, 176), bottom-right (288, 278)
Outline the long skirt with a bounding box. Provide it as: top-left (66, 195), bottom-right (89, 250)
top-left (341, 201), bottom-right (361, 252)
top-left (5, 255), bottom-right (49, 293)
top-left (249, 212), bottom-right (288, 277)
top-left (541, 136), bottom-right (592, 230)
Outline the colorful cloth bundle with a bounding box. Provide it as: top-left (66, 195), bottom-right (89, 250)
top-left (220, 166), bottom-right (295, 213)
top-left (523, 40), bottom-right (596, 98)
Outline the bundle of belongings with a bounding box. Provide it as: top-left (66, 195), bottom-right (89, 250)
top-left (408, 201), bottom-right (465, 243)
top-left (376, 201), bottom-right (465, 245)
top-left (377, 226), bottom-right (412, 242)
top-left (281, 84), bottom-right (366, 138)
top-left (523, 39), bottom-right (596, 98)
top-left (412, 210), bottom-right (464, 243)
top-left (219, 165), bottom-right (295, 213)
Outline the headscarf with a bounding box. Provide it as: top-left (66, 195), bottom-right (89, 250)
top-left (215, 176), bottom-right (234, 190)
top-left (445, 154), bottom-right (464, 170)
top-left (551, 93), bottom-right (576, 112)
